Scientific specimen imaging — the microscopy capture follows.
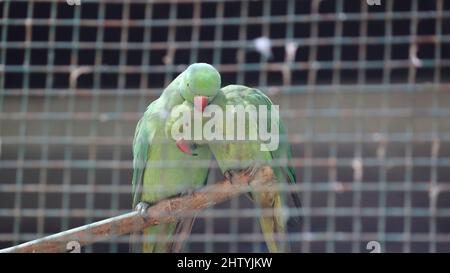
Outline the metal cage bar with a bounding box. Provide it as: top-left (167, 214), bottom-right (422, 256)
top-left (1, 0), bottom-right (450, 253)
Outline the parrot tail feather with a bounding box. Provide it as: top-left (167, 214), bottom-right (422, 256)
top-left (255, 191), bottom-right (290, 253)
top-left (168, 215), bottom-right (197, 253)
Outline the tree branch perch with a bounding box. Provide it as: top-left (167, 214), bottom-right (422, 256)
top-left (0, 166), bottom-right (276, 253)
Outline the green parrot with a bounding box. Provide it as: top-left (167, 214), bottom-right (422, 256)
top-left (130, 63), bottom-right (221, 253)
top-left (175, 84), bottom-right (302, 252)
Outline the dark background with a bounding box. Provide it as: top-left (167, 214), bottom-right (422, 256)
top-left (1, 0), bottom-right (450, 252)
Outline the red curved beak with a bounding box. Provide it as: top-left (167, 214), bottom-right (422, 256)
top-left (176, 138), bottom-right (197, 156)
top-left (194, 96), bottom-right (209, 112)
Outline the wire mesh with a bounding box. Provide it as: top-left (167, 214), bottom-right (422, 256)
top-left (1, 0), bottom-right (450, 253)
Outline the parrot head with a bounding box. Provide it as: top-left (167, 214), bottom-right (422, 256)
top-left (179, 63), bottom-right (221, 113)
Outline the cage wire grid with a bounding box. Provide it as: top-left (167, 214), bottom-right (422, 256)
top-left (0, 0), bottom-right (450, 253)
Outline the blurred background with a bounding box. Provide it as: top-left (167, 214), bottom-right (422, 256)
top-left (1, 0), bottom-right (450, 253)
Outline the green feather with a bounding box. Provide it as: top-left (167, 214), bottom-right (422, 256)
top-left (207, 85), bottom-right (302, 252)
top-left (130, 65), bottom-right (215, 252)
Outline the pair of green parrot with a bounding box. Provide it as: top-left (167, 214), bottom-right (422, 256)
top-left (130, 63), bottom-right (301, 253)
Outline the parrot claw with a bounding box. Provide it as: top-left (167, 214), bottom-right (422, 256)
top-left (224, 170), bottom-right (234, 182)
top-left (224, 167), bottom-right (259, 186)
top-left (224, 170), bottom-right (242, 185)
top-left (181, 188), bottom-right (195, 196)
top-left (135, 201), bottom-right (151, 218)
top-left (243, 165), bottom-right (260, 180)
top-left (245, 166), bottom-right (260, 186)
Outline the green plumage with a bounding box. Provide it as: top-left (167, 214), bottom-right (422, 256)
top-left (130, 63), bottom-right (300, 252)
top-left (207, 85), bottom-right (302, 252)
top-left (131, 64), bottom-right (219, 252)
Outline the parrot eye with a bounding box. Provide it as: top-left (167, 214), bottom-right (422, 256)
top-left (186, 83), bottom-right (195, 95)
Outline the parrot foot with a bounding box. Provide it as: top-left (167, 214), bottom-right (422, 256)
top-left (181, 188), bottom-right (195, 196)
top-left (243, 164), bottom-right (261, 180)
top-left (135, 201), bottom-right (151, 218)
top-left (224, 170), bottom-right (236, 183)
top-left (224, 164), bottom-right (262, 186)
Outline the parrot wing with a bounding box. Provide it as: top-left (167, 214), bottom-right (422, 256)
top-left (242, 88), bottom-right (302, 226)
top-left (131, 108), bottom-right (155, 209)
top-left (216, 85), bottom-right (302, 252)
top-left (221, 85), bottom-right (301, 210)
top-left (131, 100), bottom-right (212, 253)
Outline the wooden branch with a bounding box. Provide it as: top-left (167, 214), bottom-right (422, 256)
top-left (0, 166), bottom-right (275, 253)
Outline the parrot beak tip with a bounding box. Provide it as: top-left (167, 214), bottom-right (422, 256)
top-left (176, 138), bottom-right (196, 156)
top-left (194, 96), bottom-right (208, 113)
